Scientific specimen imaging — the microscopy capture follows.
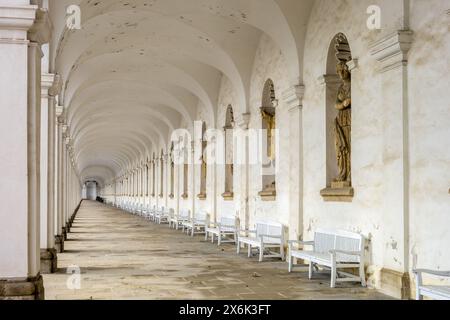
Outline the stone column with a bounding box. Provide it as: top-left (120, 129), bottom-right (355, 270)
top-left (370, 30), bottom-right (413, 299)
top-left (191, 141), bottom-right (196, 218)
top-left (236, 113), bottom-right (251, 229)
top-left (61, 128), bottom-right (69, 241)
top-left (55, 107), bottom-right (65, 253)
top-left (0, 4), bottom-right (49, 300)
top-left (282, 85), bottom-right (305, 241)
top-left (39, 74), bottom-right (61, 274)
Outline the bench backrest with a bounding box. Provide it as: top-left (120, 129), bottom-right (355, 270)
top-left (219, 216), bottom-right (239, 232)
top-left (314, 229), bottom-right (364, 263)
top-left (179, 209), bottom-right (190, 219)
top-left (256, 220), bottom-right (285, 244)
top-left (194, 210), bottom-right (208, 223)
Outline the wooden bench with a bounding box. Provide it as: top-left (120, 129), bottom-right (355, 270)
top-left (237, 220), bottom-right (285, 262)
top-left (288, 229), bottom-right (366, 288)
top-left (413, 269), bottom-right (450, 300)
top-left (170, 209), bottom-right (190, 230)
top-left (183, 211), bottom-right (209, 237)
top-left (205, 216), bottom-right (239, 246)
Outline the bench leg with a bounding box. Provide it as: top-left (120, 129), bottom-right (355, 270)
top-left (288, 255), bottom-right (294, 273)
top-left (359, 263), bottom-right (367, 287)
top-left (330, 258), bottom-right (337, 288)
top-left (280, 244), bottom-right (285, 261)
top-left (309, 262), bottom-right (314, 279)
top-left (237, 241), bottom-right (241, 254)
top-left (218, 234), bottom-right (222, 246)
top-left (248, 245), bottom-right (252, 258)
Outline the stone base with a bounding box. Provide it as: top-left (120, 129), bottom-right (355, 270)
top-left (379, 268), bottom-right (411, 300)
top-left (55, 235), bottom-right (64, 253)
top-left (40, 248), bottom-right (58, 274)
top-left (197, 193), bottom-right (207, 200)
top-left (0, 275), bottom-right (45, 300)
top-left (62, 227), bottom-right (67, 241)
top-left (320, 185), bottom-right (354, 202)
top-left (221, 192), bottom-right (234, 201)
top-left (259, 190), bottom-right (276, 201)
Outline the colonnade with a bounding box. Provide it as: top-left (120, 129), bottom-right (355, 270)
top-left (0, 2), bottom-right (82, 300)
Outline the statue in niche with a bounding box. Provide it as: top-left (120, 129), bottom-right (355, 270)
top-left (334, 60), bottom-right (352, 185)
top-left (261, 108), bottom-right (276, 161)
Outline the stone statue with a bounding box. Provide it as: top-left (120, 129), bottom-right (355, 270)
top-left (261, 108), bottom-right (276, 161)
top-left (334, 61), bottom-right (352, 184)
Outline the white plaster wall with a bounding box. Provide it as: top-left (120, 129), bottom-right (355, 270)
top-left (300, 0), bottom-right (450, 294)
top-left (408, 0), bottom-right (450, 284)
top-left (216, 76), bottom-right (240, 221)
top-left (301, 0), bottom-right (408, 289)
top-left (247, 34), bottom-right (292, 228)
top-left (0, 40), bottom-right (29, 278)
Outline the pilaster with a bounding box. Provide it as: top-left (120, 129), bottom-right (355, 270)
top-left (370, 30), bottom-right (413, 300)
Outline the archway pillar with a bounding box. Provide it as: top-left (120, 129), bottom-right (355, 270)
top-left (39, 73), bottom-right (61, 274)
top-left (0, 3), bottom-right (49, 300)
top-left (370, 30), bottom-right (413, 299)
top-left (282, 85), bottom-right (305, 241)
top-left (55, 107), bottom-right (65, 253)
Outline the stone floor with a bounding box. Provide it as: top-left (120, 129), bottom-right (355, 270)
top-left (43, 201), bottom-right (390, 300)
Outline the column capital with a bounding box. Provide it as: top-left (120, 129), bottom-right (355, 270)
top-left (370, 30), bottom-right (413, 73)
top-left (282, 85), bottom-right (305, 111)
top-left (318, 74), bottom-right (341, 86)
top-left (28, 8), bottom-right (52, 45)
top-left (41, 73), bottom-right (62, 99)
top-left (236, 113), bottom-right (251, 130)
top-left (0, 5), bottom-right (38, 42)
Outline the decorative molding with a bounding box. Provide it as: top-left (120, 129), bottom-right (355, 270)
top-left (347, 58), bottom-right (359, 72)
top-left (237, 112), bottom-right (251, 130)
top-left (320, 186), bottom-right (354, 202)
top-left (28, 8), bottom-right (52, 45)
top-left (221, 192), bottom-right (234, 201)
top-left (0, 5), bottom-right (38, 40)
top-left (318, 74), bottom-right (341, 86)
top-left (49, 74), bottom-right (62, 97)
top-left (282, 85), bottom-right (305, 110)
top-left (41, 73), bottom-right (55, 98)
top-left (370, 30), bottom-right (413, 72)
top-left (197, 193), bottom-right (207, 200)
top-left (258, 190), bottom-right (276, 202)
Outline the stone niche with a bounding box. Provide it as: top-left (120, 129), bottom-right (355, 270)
top-left (320, 33), bottom-right (355, 202)
top-left (259, 79), bottom-right (277, 201)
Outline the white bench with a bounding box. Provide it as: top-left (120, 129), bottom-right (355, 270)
top-left (205, 216), bottom-right (239, 246)
top-left (183, 211), bottom-right (209, 237)
top-left (170, 209), bottom-right (190, 230)
top-left (144, 205), bottom-right (156, 221)
top-left (288, 229), bottom-right (366, 288)
top-left (136, 203), bottom-right (145, 216)
top-left (155, 207), bottom-right (170, 225)
top-left (414, 269), bottom-right (450, 300)
top-left (237, 220), bottom-right (285, 262)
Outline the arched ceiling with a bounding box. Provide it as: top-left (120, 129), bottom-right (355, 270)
top-left (49, 0), bottom-right (313, 186)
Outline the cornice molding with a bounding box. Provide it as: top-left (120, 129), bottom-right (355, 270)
top-left (370, 30), bottom-right (413, 72)
top-left (0, 5), bottom-right (37, 41)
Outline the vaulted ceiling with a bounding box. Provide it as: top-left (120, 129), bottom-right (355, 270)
top-left (48, 0), bottom-right (314, 186)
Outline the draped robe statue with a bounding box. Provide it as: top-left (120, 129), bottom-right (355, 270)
top-left (334, 61), bottom-right (352, 184)
top-left (261, 109), bottom-right (276, 161)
